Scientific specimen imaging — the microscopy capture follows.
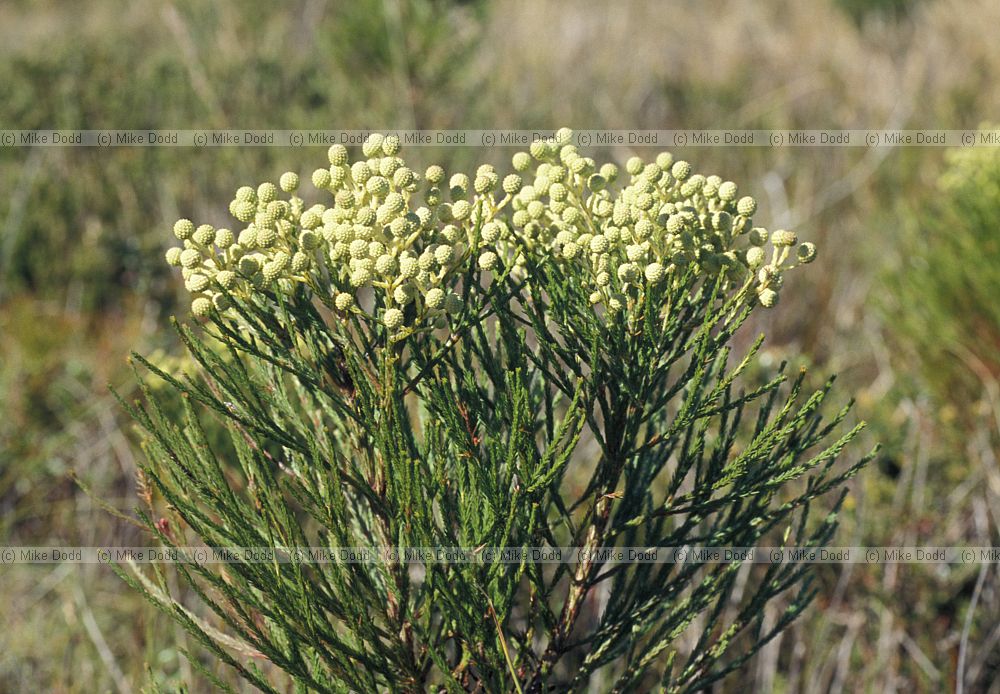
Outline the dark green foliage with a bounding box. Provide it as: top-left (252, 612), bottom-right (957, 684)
top-left (118, 214), bottom-right (871, 690)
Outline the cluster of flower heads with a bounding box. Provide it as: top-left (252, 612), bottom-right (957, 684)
top-left (166, 128), bottom-right (815, 332)
top-left (505, 129), bottom-right (815, 312)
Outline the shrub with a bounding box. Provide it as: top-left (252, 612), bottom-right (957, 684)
top-left (885, 127), bottom-right (1000, 415)
top-left (118, 129), bottom-right (872, 691)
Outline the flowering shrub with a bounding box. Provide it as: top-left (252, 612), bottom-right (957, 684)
top-left (120, 129), bottom-right (871, 692)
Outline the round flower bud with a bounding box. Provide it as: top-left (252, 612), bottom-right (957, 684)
top-left (562, 242), bottom-right (580, 259)
top-left (748, 227), bottom-right (769, 246)
top-left (355, 207), bottom-right (376, 227)
top-left (444, 292), bottom-right (462, 314)
top-left (626, 244), bottom-right (646, 262)
top-left (279, 172), bottom-right (299, 193)
top-left (665, 214), bottom-right (685, 235)
top-left (555, 230), bottom-right (575, 246)
top-left (262, 261), bottom-right (284, 283)
top-left (771, 229), bottom-right (797, 247)
top-left (473, 175), bottom-right (492, 194)
top-left (545, 165), bottom-right (565, 183)
top-left (312, 168), bottom-right (332, 189)
top-left (655, 152), bottom-right (674, 171)
top-left (625, 157), bottom-right (644, 176)
top-left (256, 227), bottom-right (277, 247)
top-left (350, 161), bottom-right (371, 185)
top-left (512, 209), bottom-right (530, 228)
top-left (418, 251), bottom-right (436, 271)
top-left (300, 209), bottom-right (322, 230)
top-left (186, 274), bottom-right (210, 292)
top-left (617, 262), bottom-right (640, 283)
top-left (737, 196), bottom-right (757, 216)
top-left (165, 247), bottom-right (183, 266)
top-left (399, 256), bottom-right (418, 278)
top-left (595, 271), bottom-right (611, 287)
top-left (230, 200), bottom-right (256, 223)
top-left (235, 186), bottom-right (256, 203)
top-left (381, 192), bottom-right (403, 215)
top-left (671, 161), bottom-right (692, 181)
top-left (191, 297), bottom-right (212, 316)
top-left (634, 218), bottom-right (653, 240)
top-left (238, 256), bottom-right (260, 275)
top-left (375, 254), bottom-right (397, 275)
top-left (382, 134), bottom-right (401, 156)
top-left (383, 307), bottom-right (404, 330)
top-left (529, 140), bottom-right (549, 160)
top-left (451, 200), bottom-right (472, 221)
top-left (334, 292), bottom-right (354, 311)
top-left (332, 224), bottom-right (352, 244)
top-left (797, 242), bottom-right (817, 263)
top-left (291, 251), bottom-right (310, 272)
top-left (502, 174), bottom-right (523, 195)
top-left (253, 183), bottom-right (275, 204)
top-left (425, 287), bottom-right (446, 309)
top-left (173, 219), bottom-right (195, 240)
top-left (434, 244), bottom-right (454, 266)
top-left (600, 162), bottom-right (619, 182)
top-left (335, 189), bottom-right (356, 209)
top-left (298, 229), bottom-right (320, 250)
top-left (424, 164), bottom-right (445, 184)
top-left (589, 291), bottom-right (602, 304)
top-left (480, 222), bottom-right (501, 244)
top-left (388, 217), bottom-right (408, 239)
top-left (758, 287), bottom-right (779, 308)
top-left (212, 228), bottom-right (233, 248)
top-left (327, 144), bottom-right (348, 166)
top-left (362, 133), bottom-right (384, 158)
top-left (216, 270), bottom-right (237, 289)
top-left (745, 246), bottom-right (766, 268)
top-left (349, 239), bottom-right (369, 260)
top-left (510, 152), bottom-right (530, 172)
top-left (394, 284), bottom-right (415, 305)
top-left (447, 179), bottom-right (468, 202)
top-left (478, 251), bottom-right (499, 271)
top-left (589, 235), bottom-right (609, 254)
top-left (366, 176), bottom-right (390, 197)
top-left (587, 174), bottom-right (607, 192)
top-left (180, 248), bottom-right (201, 269)
top-left (350, 267), bottom-right (372, 287)
top-left (375, 158), bottom-right (397, 179)
top-left (645, 262), bottom-right (666, 284)
top-left (718, 181), bottom-right (738, 202)
top-left (393, 167), bottom-right (415, 189)
top-left (547, 182), bottom-right (566, 202)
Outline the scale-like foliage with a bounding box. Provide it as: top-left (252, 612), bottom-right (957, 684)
top-left (118, 129), bottom-right (872, 691)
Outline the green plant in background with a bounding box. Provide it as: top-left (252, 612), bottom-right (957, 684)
top-left (886, 126), bottom-right (1000, 416)
top-left (118, 129), bottom-right (872, 692)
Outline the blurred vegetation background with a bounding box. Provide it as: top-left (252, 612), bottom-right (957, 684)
top-left (2, 0), bottom-right (1000, 690)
